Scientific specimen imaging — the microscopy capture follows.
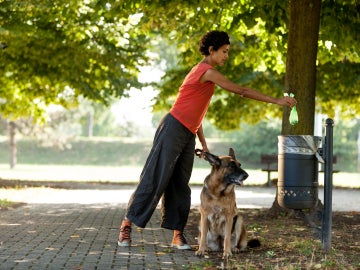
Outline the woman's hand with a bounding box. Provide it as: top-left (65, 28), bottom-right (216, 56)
top-left (202, 145), bottom-right (209, 156)
top-left (276, 96), bottom-right (297, 107)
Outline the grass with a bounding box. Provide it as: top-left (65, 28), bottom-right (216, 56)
top-left (0, 198), bottom-right (13, 208)
top-left (0, 198), bottom-right (25, 210)
top-left (0, 164), bottom-right (359, 188)
top-left (0, 137), bottom-right (153, 166)
top-left (1, 136), bottom-right (359, 171)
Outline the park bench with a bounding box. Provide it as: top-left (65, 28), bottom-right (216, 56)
top-left (261, 154), bottom-right (339, 186)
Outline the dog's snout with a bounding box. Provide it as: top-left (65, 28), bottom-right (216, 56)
top-left (237, 165), bottom-right (249, 181)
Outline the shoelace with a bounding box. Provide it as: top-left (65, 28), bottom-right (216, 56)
top-left (119, 225), bottom-right (131, 240)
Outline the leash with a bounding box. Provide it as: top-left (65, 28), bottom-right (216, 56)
top-left (195, 148), bottom-right (204, 158)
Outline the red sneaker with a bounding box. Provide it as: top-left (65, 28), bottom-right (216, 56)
top-left (171, 230), bottom-right (192, 250)
top-left (118, 219), bottom-right (131, 247)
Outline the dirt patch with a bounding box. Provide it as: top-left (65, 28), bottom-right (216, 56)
top-left (187, 208), bottom-right (360, 269)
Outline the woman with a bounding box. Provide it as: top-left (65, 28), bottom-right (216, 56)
top-left (118, 30), bottom-right (296, 249)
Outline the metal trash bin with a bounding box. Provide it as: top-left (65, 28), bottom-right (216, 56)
top-left (277, 135), bottom-right (322, 209)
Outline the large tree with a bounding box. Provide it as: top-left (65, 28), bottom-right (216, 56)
top-left (0, 0), bottom-right (147, 121)
top-left (147, 0), bottom-right (359, 131)
top-left (1, 0), bottom-right (359, 128)
top-left (0, 0), bottom-right (150, 167)
top-left (270, 0), bottom-right (322, 215)
top-left (283, 0), bottom-right (321, 135)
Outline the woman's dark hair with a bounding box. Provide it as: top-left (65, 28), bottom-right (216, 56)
top-left (199, 31), bottom-right (230, 56)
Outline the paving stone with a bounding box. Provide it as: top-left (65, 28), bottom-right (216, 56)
top-left (0, 203), bottom-right (203, 269)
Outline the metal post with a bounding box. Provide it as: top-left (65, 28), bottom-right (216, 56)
top-left (322, 118), bottom-right (334, 252)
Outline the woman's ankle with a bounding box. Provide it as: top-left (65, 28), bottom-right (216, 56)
top-left (122, 217), bottom-right (132, 226)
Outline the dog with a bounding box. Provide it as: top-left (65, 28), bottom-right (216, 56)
top-left (194, 148), bottom-right (260, 258)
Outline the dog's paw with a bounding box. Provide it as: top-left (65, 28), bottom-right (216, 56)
top-left (222, 250), bottom-right (232, 259)
top-left (195, 249), bottom-right (208, 257)
top-left (195, 251), bottom-right (203, 257)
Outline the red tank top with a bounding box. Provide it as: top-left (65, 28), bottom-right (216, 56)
top-left (170, 63), bottom-right (215, 134)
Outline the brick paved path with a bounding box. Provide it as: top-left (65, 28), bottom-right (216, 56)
top-left (0, 203), bottom-right (203, 270)
top-left (1, 184), bottom-right (360, 269)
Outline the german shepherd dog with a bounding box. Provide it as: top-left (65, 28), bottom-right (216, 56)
top-left (194, 148), bottom-right (260, 258)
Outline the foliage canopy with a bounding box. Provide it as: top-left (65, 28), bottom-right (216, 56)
top-left (0, 0), bottom-right (359, 129)
top-left (0, 0), bottom-right (147, 120)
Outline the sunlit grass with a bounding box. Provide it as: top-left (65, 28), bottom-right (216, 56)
top-left (0, 164), bottom-right (359, 188)
top-left (0, 198), bottom-right (13, 208)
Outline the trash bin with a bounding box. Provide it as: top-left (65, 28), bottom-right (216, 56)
top-left (277, 135), bottom-right (322, 209)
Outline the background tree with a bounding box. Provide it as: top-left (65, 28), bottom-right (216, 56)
top-left (0, 0), bottom-right (150, 167)
top-left (0, 0), bottom-right (359, 169)
top-left (1, 0), bottom-right (358, 129)
top-left (0, 0), bottom-right (148, 121)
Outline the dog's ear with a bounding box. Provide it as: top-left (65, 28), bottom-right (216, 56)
top-left (204, 152), bottom-right (221, 167)
top-left (229, 148), bottom-right (236, 159)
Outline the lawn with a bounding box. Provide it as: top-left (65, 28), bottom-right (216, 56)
top-left (0, 164), bottom-right (359, 188)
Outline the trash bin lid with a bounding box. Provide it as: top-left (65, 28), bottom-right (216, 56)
top-left (278, 135), bottom-right (321, 155)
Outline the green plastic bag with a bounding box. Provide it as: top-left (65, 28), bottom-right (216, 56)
top-left (284, 93), bottom-right (298, 125)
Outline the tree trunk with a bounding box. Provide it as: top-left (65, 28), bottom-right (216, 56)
top-left (9, 121), bottom-right (17, 169)
top-left (271, 0), bottom-right (321, 217)
top-left (282, 0), bottom-right (321, 135)
top-left (357, 130), bottom-right (360, 172)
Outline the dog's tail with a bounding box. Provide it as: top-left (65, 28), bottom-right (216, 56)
top-left (247, 239), bottom-right (261, 248)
